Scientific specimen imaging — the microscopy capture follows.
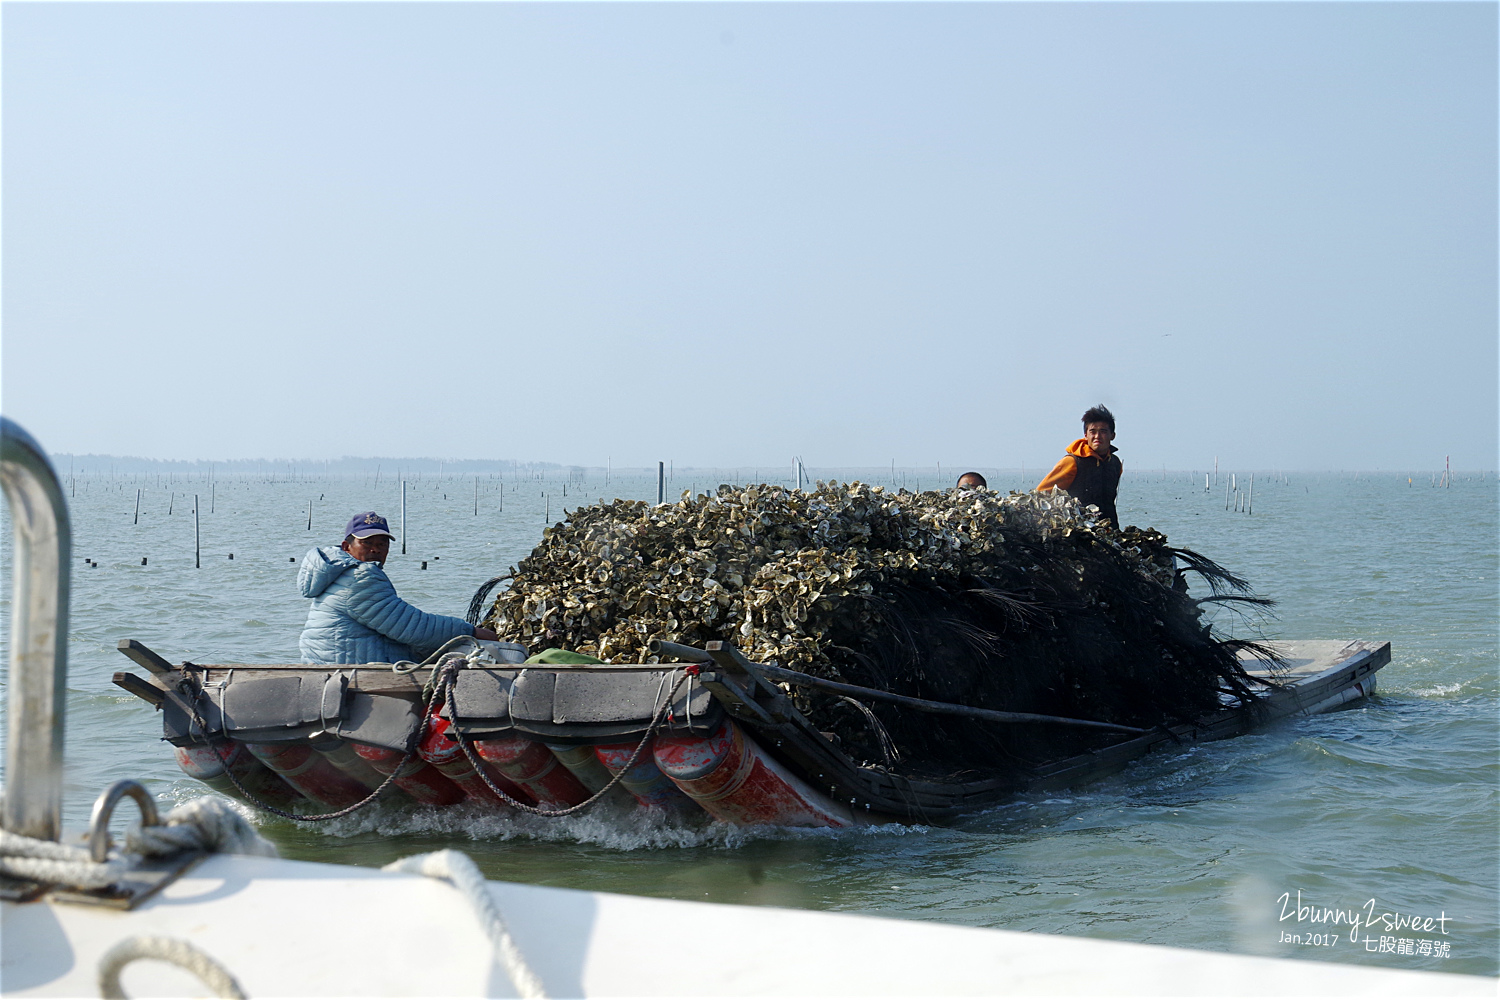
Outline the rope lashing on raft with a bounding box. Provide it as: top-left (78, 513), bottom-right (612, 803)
top-left (441, 660), bottom-right (692, 818)
top-left (746, 661), bottom-right (1151, 735)
top-left (649, 640), bottom-right (1150, 736)
top-left (383, 849), bottom-right (548, 999)
top-left (203, 632), bottom-right (690, 823)
top-left (204, 635), bottom-right (483, 822)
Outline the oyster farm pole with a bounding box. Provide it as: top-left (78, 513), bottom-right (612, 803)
top-left (193, 495), bottom-right (200, 568)
top-left (401, 481), bottom-right (407, 555)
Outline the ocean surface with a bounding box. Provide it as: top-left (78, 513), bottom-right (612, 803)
top-left (3, 465), bottom-right (1496, 977)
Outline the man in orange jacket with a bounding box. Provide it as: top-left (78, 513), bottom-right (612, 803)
top-left (1037, 405), bottom-right (1123, 527)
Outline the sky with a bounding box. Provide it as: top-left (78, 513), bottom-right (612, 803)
top-left (2, 2), bottom-right (1495, 472)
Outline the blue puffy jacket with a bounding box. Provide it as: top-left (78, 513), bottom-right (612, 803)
top-left (298, 546), bottom-right (473, 664)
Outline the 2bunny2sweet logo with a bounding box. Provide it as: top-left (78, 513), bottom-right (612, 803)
top-left (1275, 890), bottom-right (1452, 958)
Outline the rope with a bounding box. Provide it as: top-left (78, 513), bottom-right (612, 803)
top-left (123, 797), bottom-right (278, 859)
top-left (382, 850), bottom-right (546, 999)
top-left (0, 798), bottom-right (278, 890)
top-left (189, 637), bottom-right (684, 823)
top-left (98, 935), bottom-right (246, 999)
top-left (204, 642), bottom-right (482, 822)
top-left (442, 660), bottom-right (690, 818)
top-left (0, 832), bottom-right (129, 889)
top-left (212, 740), bottom-right (407, 823)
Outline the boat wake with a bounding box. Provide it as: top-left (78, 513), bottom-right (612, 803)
top-left (171, 786), bottom-right (928, 852)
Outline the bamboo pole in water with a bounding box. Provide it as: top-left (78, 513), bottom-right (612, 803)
top-left (401, 481), bottom-right (407, 555)
top-left (194, 496), bottom-right (200, 569)
top-left (133, 489), bottom-right (140, 525)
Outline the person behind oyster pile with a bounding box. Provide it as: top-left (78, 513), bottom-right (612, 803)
top-left (955, 472), bottom-right (988, 489)
top-left (298, 511), bottom-right (498, 664)
top-left (1036, 404), bottom-right (1123, 527)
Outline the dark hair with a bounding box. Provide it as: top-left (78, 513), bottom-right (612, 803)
top-left (1082, 404), bottom-right (1115, 432)
top-left (956, 472), bottom-right (987, 488)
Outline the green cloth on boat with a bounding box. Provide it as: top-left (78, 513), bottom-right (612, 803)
top-left (524, 648), bottom-right (603, 665)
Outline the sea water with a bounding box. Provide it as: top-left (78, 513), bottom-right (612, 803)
top-left (2, 467), bottom-right (1495, 977)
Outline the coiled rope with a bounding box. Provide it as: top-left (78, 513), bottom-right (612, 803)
top-left (98, 936), bottom-right (246, 1000)
top-left (0, 797), bottom-right (276, 889)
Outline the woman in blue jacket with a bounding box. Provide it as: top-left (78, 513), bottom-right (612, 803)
top-left (298, 511), bottom-right (497, 664)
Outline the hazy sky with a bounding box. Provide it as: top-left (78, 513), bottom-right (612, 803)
top-left (3, 2), bottom-right (1494, 471)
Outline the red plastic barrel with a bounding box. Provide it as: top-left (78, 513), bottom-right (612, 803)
top-left (314, 738), bottom-right (402, 796)
top-left (594, 738), bottom-right (697, 811)
top-left (417, 714), bottom-right (536, 807)
top-left (352, 744), bottom-right (466, 806)
top-left (653, 719), bottom-right (855, 827)
top-left (473, 736), bottom-right (590, 809)
top-left (244, 742), bottom-right (376, 810)
top-left (175, 739), bottom-right (306, 812)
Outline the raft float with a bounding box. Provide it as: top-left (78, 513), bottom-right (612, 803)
top-left (115, 634), bottom-right (1389, 827)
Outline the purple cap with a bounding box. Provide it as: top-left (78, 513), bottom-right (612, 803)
top-left (344, 511), bottom-right (394, 540)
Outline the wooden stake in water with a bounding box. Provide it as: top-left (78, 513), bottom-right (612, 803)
top-left (194, 495), bottom-right (201, 568)
top-left (133, 489), bottom-right (141, 525)
top-left (169, 493), bottom-right (174, 516)
top-left (211, 481), bottom-right (215, 513)
top-left (1248, 474), bottom-right (1253, 515)
top-left (401, 480), bottom-right (407, 555)
top-left (657, 462), bottom-right (665, 505)
top-left (307, 499), bottom-right (313, 531)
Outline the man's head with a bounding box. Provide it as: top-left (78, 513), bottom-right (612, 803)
top-left (341, 511), bottom-right (394, 565)
top-left (956, 472), bottom-right (988, 490)
top-left (1082, 404), bottom-right (1116, 456)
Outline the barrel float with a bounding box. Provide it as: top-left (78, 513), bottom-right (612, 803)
top-left (417, 714), bottom-right (536, 807)
top-left (244, 742), bottom-right (376, 811)
top-left (594, 738), bottom-right (697, 811)
top-left (473, 736), bottom-right (590, 809)
top-left (545, 743), bottom-right (637, 808)
top-left (175, 739), bottom-right (305, 812)
top-left (546, 743), bottom-right (618, 792)
top-left (653, 719), bottom-right (856, 827)
top-left (351, 744), bottom-right (466, 807)
top-left (313, 737), bottom-right (404, 798)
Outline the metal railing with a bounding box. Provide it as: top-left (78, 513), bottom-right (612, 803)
top-left (1, 417), bottom-right (72, 840)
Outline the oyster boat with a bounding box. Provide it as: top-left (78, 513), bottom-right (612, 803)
top-left (114, 634), bottom-right (1389, 827)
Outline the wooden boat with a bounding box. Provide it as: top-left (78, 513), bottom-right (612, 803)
top-left (114, 635), bottom-right (1389, 827)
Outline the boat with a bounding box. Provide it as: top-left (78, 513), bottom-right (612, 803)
top-left (111, 631), bottom-right (1391, 828)
top-left (4, 417), bottom-right (1484, 998)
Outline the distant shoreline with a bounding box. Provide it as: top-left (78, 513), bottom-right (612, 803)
top-left (42, 454), bottom-right (1499, 477)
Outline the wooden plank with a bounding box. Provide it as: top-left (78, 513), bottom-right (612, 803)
top-left (116, 639), bottom-right (175, 676)
top-left (112, 672), bottom-right (166, 708)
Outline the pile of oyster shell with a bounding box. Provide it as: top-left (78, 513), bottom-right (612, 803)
top-left (483, 481), bottom-right (1178, 672)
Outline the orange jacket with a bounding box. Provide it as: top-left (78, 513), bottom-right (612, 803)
top-left (1037, 439), bottom-right (1122, 492)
